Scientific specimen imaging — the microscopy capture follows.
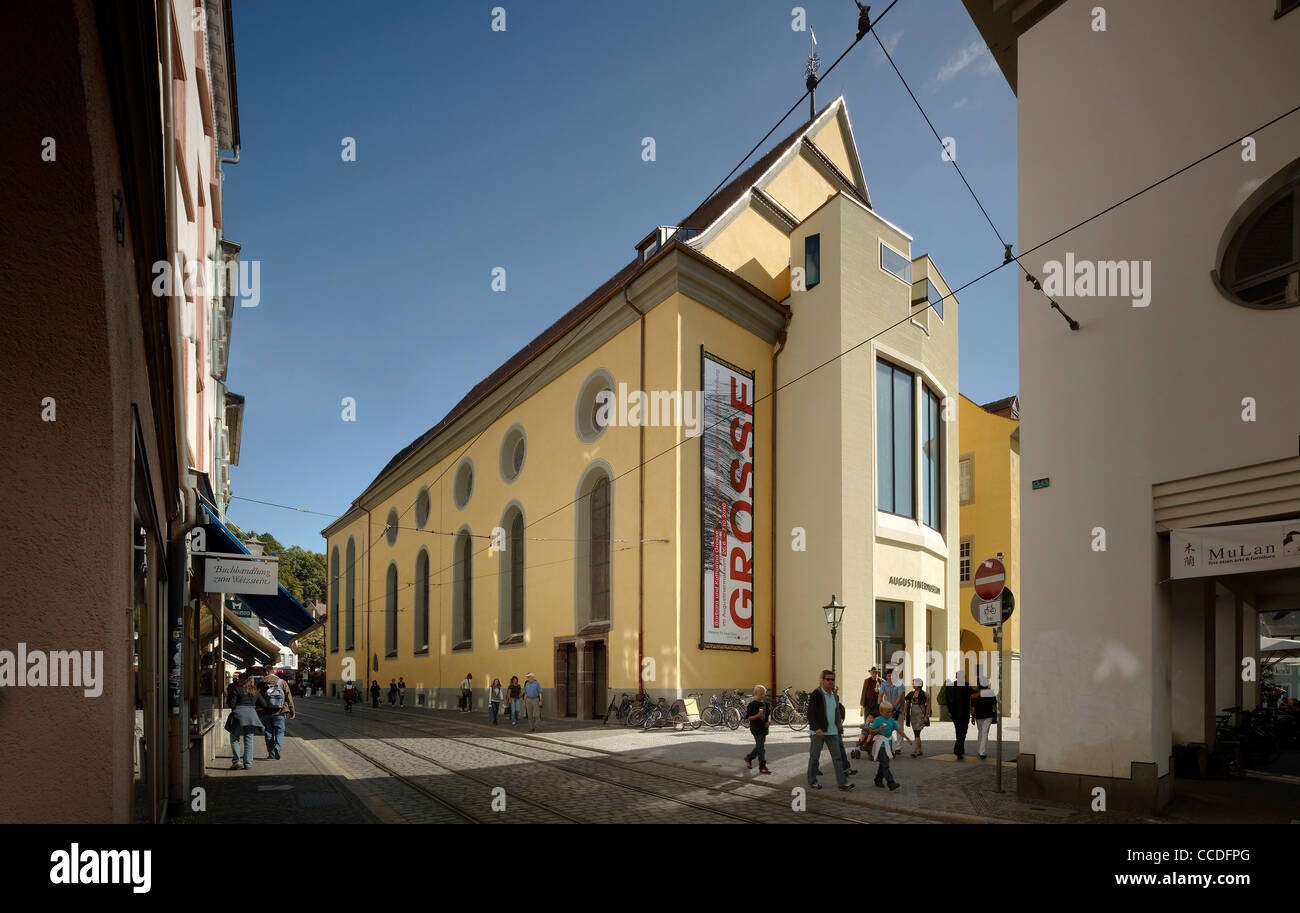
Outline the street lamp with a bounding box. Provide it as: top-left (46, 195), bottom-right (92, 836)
top-left (822, 594), bottom-right (845, 675)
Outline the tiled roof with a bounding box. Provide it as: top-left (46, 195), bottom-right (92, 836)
top-left (980, 395), bottom-right (1020, 418)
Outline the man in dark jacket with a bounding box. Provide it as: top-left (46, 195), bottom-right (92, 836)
top-left (945, 671), bottom-right (975, 760)
top-left (806, 670), bottom-right (854, 791)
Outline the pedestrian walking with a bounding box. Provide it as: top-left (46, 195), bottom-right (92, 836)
top-left (972, 675), bottom-right (998, 760)
top-left (903, 678), bottom-right (929, 757)
top-left (460, 673), bottom-right (473, 712)
top-left (258, 665), bottom-right (296, 760)
top-left (224, 671), bottom-right (268, 770)
top-left (388, 678), bottom-right (398, 706)
top-left (944, 672), bottom-right (974, 760)
top-left (506, 675), bottom-right (523, 725)
top-left (523, 672), bottom-right (543, 731)
top-left (866, 701), bottom-right (912, 790)
top-left (743, 685), bottom-right (772, 774)
top-left (806, 670), bottom-right (854, 791)
top-left (859, 666), bottom-right (881, 720)
top-left (369, 679), bottom-right (381, 708)
top-left (343, 679), bottom-right (356, 713)
top-left (397, 677), bottom-right (407, 708)
top-left (489, 678), bottom-right (504, 724)
top-left (880, 669), bottom-right (905, 721)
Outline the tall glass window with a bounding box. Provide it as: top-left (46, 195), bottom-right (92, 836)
top-left (805, 233), bottom-right (821, 289)
top-left (876, 360), bottom-right (914, 517)
top-left (921, 386), bottom-right (941, 530)
top-left (414, 549), bottom-right (429, 652)
top-left (344, 538), bottom-right (356, 650)
top-left (510, 512), bottom-right (525, 634)
top-left (329, 547), bottom-right (339, 653)
top-left (590, 476), bottom-right (611, 622)
top-left (384, 563), bottom-right (398, 656)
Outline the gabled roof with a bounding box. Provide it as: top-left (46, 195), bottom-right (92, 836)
top-left (980, 395), bottom-right (1020, 419)
top-left (347, 99), bottom-right (858, 516)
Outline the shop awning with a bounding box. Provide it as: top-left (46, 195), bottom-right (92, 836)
top-left (223, 619), bottom-right (275, 668)
top-left (199, 503), bottom-right (316, 646)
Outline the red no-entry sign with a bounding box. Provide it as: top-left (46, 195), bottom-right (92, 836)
top-left (974, 557), bottom-right (1006, 601)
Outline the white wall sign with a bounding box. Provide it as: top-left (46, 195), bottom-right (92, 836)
top-left (205, 557), bottom-right (279, 595)
top-left (1171, 520), bottom-right (1300, 580)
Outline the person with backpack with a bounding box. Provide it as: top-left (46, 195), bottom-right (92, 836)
top-left (225, 670), bottom-right (269, 769)
top-left (461, 672), bottom-right (476, 713)
top-left (257, 666), bottom-right (296, 761)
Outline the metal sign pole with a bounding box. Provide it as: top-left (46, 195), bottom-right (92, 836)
top-left (996, 614), bottom-right (1004, 792)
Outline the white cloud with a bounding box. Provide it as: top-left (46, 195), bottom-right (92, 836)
top-left (884, 29), bottom-right (903, 53)
top-left (952, 97), bottom-right (968, 110)
top-left (934, 39), bottom-right (995, 86)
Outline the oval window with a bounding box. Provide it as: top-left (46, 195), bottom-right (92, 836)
top-left (1215, 157), bottom-right (1300, 310)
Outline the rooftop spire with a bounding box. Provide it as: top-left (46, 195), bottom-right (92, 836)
top-left (805, 28), bottom-right (820, 118)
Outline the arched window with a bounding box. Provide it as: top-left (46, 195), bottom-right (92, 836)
top-left (414, 548), bottom-right (430, 653)
top-left (590, 477), bottom-right (611, 622)
top-left (1215, 157), bottom-right (1300, 309)
top-left (385, 562), bottom-right (398, 657)
top-left (574, 465), bottom-right (613, 630)
top-left (453, 529), bottom-right (473, 648)
top-left (329, 547), bottom-right (339, 653)
top-left (344, 538), bottom-right (356, 650)
top-left (498, 506), bottom-right (526, 642)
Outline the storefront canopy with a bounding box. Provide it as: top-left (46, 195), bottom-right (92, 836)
top-left (199, 503), bottom-right (316, 646)
top-left (222, 619), bottom-right (275, 668)
top-left (1171, 518), bottom-right (1300, 580)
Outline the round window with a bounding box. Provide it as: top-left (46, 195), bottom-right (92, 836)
top-left (385, 508), bottom-right (400, 546)
top-left (500, 426), bottom-right (526, 482)
top-left (414, 488), bottom-right (431, 529)
top-left (1215, 157), bottom-right (1300, 310)
top-left (454, 459), bottom-right (474, 509)
top-left (575, 370), bottom-right (614, 443)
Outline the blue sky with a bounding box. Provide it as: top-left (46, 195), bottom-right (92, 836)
top-left (223, 0), bottom-right (1018, 550)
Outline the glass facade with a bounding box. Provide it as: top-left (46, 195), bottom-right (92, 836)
top-left (922, 386), bottom-right (941, 530)
top-left (877, 360), bottom-right (915, 517)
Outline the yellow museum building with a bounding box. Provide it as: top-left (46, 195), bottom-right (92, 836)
top-left (323, 98), bottom-right (962, 720)
top-left (956, 393), bottom-right (1021, 715)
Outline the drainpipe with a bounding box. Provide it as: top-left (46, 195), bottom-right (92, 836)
top-left (365, 506), bottom-right (372, 694)
top-left (623, 286), bottom-right (646, 697)
top-left (770, 327), bottom-right (787, 695)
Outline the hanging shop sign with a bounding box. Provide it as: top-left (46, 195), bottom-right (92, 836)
top-left (700, 349), bottom-right (755, 650)
top-left (1171, 519), bottom-right (1300, 580)
top-left (204, 556), bottom-right (279, 595)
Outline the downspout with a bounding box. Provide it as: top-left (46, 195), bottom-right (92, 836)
top-left (623, 286), bottom-right (646, 696)
top-left (365, 506), bottom-right (372, 693)
top-left (770, 326), bottom-right (788, 695)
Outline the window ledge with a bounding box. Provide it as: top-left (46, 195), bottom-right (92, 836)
top-left (413, 647), bottom-right (429, 656)
top-left (451, 641), bottom-right (473, 652)
top-left (875, 510), bottom-right (949, 559)
top-left (578, 622), bottom-right (611, 636)
top-left (498, 634), bottom-right (525, 646)
top-left (385, 651), bottom-right (397, 659)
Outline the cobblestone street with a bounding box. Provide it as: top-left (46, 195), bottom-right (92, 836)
top-left (170, 697), bottom-right (1215, 824)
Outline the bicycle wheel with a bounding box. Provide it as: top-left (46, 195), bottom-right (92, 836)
top-left (701, 706), bottom-right (722, 727)
top-left (789, 711), bottom-right (808, 732)
top-left (724, 707), bottom-right (741, 730)
top-left (771, 703), bottom-right (792, 725)
top-left (690, 719), bottom-right (703, 730)
top-left (628, 707), bottom-right (647, 728)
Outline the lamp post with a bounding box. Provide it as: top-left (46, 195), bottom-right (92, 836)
top-left (823, 595), bottom-right (845, 676)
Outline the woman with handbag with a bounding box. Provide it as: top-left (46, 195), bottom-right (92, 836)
top-left (224, 671), bottom-right (269, 770)
top-left (903, 678), bottom-right (930, 757)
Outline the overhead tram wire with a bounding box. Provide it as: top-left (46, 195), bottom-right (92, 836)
top-left (444, 100), bottom-right (1300, 566)
top-left (699, 0), bottom-right (902, 206)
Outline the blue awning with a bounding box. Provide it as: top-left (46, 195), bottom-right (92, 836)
top-left (200, 503), bottom-right (316, 646)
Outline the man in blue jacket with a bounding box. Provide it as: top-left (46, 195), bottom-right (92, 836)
top-left (806, 670), bottom-right (855, 791)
